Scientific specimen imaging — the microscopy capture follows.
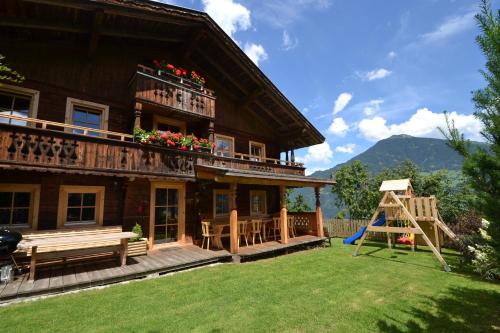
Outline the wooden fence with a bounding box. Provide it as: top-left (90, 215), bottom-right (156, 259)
top-left (324, 219), bottom-right (386, 241)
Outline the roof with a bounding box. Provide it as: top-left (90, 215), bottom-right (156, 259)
top-left (0, 0), bottom-right (324, 149)
top-left (379, 179), bottom-right (413, 192)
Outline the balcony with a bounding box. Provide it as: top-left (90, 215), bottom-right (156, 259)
top-left (0, 115), bottom-right (305, 178)
top-left (133, 65), bottom-right (216, 119)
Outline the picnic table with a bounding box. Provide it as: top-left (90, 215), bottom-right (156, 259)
top-left (18, 231), bottom-right (136, 281)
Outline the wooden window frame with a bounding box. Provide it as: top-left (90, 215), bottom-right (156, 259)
top-left (149, 181), bottom-right (186, 248)
top-left (249, 190), bottom-right (267, 216)
top-left (64, 97), bottom-right (109, 134)
top-left (249, 141), bottom-right (266, 161)
top-left (57, 185), bottom-right (105, 228)
top-left (0, 83), bottom-right (40, 124)
top-left (214, 134), bottom-right (235, 158)
top-left (0, 184), bottom-right (40, 229)
top-left (213, 189), bottom-right (230, 218)
top-left (152, 115), bottom-right (186, 134)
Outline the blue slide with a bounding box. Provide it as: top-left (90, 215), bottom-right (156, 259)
top-left (343, 215), bottom-right (386, 245)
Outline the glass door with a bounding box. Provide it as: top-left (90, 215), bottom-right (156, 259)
top-left (154, 188), bottom-right (179, 244)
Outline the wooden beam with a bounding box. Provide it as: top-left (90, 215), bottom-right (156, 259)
top-left (366, 226), bottom-right (423, 234)
top-left (280, 185), bottom-right (288, 244)
top-left (241, 88), bottom-right (264, 110)
top-left (87, 9), bottom-right (105, 59)
top-left (181, 29), bottom-right (206, 61)
top-left (229, 183), bottom-right (238, 254)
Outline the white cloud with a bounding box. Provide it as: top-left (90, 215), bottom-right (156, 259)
top-left (335, 144), bottom-right (356, 154)
top-left (254, 0), bottom-right (332, 28)
top-left (387, 51), bottom-right (397, 59)
top-left (333, 93), bottom-right (353, 114)
top-left (282, 30), bottom-right (299, 50)
top-left (358, 108), bottom-right (483, 141)
top-left (202, 0), bottom-right (251, 39)
top-left (296, 142), bottom-right (333, 166)
top-left (243, 43), bottom-right (268, 66)
top-left (358, 68), bottom-right (392, 81)
top-left (420, 11), bottom-right (475, 44)
top-left (363, 99), bottom-right (384, 116)
top-left (327, 117), bottom-right (349, 137)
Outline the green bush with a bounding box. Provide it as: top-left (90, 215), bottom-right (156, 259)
top-left (131, 223), bottom-right (143, 242)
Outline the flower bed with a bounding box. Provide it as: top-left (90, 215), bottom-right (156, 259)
top-left (133, 128), bottom-right (214, 152)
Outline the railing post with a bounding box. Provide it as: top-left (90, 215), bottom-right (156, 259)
top-left (134, 102), bottom-right (142, 129)
top-left (208, 120), bottom-right (215, 144)
top-left (229, 183), bottom-right (238, 254)
top-left (315, 186), bottom-right (324, 238)
top-left (291, 149), bottom-right (295, 164)
top-left (280, 185), bottom-right (288, 244)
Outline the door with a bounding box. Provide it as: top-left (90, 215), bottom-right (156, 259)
top-left (150, 182), bottom-right (185, 246)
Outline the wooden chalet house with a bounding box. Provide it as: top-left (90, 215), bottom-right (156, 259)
top-left (0, 0), bottom-right (332, 255)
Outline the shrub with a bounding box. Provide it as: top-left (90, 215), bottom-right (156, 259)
top-left (131, 223), bottom-right (143, 242)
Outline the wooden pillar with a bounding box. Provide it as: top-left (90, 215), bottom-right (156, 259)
top-left (134, 102), bottom-right (142, 129)
top-left (208, 120), bottom-right (215, 144)
top-left (285, 151), bottom-right (289, 165)
top-left (280, 185), bottom-right (288, 244)
top-left (229, 183), bottom-right (238, 254)
top-left (315, 187), bottom-right (324, 238)
top-left (291, 149), bottom-right (295, 164)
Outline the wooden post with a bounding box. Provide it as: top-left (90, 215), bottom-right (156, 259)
top-left (120, 238), bottom-right (128, 266)
top-left (208, 120), bottom-right (215, 144)
top-left (229, 183), bottom-right (238, 254)
top-left (291, 149), bottom-right (295, 164)
top-left (315, 187), bottom-right (324, 238)
top-left (285, 151), bottom-right (289, 165)
top-left (280, 185), bottom-right (288, 244)
top-left (134, 102), bottom-right (142, 129)
top-left (29, 246), bottom-right (38, 281)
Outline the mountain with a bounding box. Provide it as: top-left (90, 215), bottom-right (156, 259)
top-left (292, 135), bottom-right (486, 218)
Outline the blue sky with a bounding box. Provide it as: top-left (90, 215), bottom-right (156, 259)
top-left (159, 0), bottom-right (496, 174)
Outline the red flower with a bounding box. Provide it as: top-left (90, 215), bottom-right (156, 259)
top-left (176, 69), bottom-right (181, 76)
top-left (181, 145), bottom-right (187, 151)
top-left (149, 134), bottom-right (156, 141)
top-left (167, 64), bottom-right (174, 70)
top-left (194, 145), bottom-right (199, 150)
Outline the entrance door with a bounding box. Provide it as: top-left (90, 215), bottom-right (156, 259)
top-left (150, 183), bottom-right (185, 246)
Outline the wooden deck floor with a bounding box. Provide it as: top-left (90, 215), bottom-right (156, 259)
top-left (0, 235), bottom-right (324, 302)
top-left (0, 245), bottom-right (231, 302)
top-left (236, 235), bottom-right (325, 260)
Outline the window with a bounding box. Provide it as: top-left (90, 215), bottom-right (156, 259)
top-left (0, 84), bottom-right (39, 126)
top-left (57, 186), bottom-right (104, 227)
top-left (215, 134), bottom-right (234, 158)
top-left (213, 189), bottom-right (230, 217)
top-left (249, 141), bottom-right (266, 162)
top-left (153, 115), bottom-right (186, 134)
top-left (0, 184), bottom-right (40, 228)
top-left (65, 98), bottom-right (109, 136)
top-left (250, 190), bottom-right (267, 216)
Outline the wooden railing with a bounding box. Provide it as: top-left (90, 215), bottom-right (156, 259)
top-left (234, 152), bottom-right (304, 168)
top-left (289, 212), bottom-right (317, 235)
top-left (323, 219), bottom-right (385, 241)
top-left (134, 65), bottom-right (216, 119)
top-left (198, 154), bottom-right (306, 176)
top-left (0, 114), bottom-right (307, 177)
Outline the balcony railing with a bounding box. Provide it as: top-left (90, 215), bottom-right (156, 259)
top-left (0, 115), bottom-right (305, 178)
top-left (133, 65), bottom-right (216, 119)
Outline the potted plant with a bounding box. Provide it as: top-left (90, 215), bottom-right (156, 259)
top-left (128, 223), bottom-right (148, 257)
top-left (152, 60), bottom-right (206, 88)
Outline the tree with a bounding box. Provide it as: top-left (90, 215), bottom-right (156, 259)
top-left (0, 54), bottom-right (24, 83)
top-left (440, 0), bottom-right (500, 279)
top-left (331, 160), bottom-right (375, 219)
top-left (290, 194), bottom-right (312, 212)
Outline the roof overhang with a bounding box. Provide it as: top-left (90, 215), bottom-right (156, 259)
top-left (196, 165), bottom-right (335, 187)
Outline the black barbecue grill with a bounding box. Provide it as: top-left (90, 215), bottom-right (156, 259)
top-left (0, 229), bottom-right (22, 275)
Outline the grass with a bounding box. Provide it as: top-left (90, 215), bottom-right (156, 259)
top-left (1, 239), bottom-right (499, 333)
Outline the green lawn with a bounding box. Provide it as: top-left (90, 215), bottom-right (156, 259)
top-left (1, 239), bottom-right (499, 333)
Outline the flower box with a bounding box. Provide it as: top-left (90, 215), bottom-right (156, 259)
top-left (127, 238), bottom-right (148, 257)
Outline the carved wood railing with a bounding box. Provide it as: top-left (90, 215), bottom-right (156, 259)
top-left (197, 154), bottom-right (306, 176)
top-left (134, 65), bottom-right (216, 119)
top-left (288, 212), bottom-right (317, 235)
top-left (0, 123), bottom-right (196, 178)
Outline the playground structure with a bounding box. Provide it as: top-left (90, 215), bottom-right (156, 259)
top-left (349, 179), bottom-right (458, 272)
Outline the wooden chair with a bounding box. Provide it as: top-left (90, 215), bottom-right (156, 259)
top-left (271, 217), bottom-right (281, 240)
top-left (287, 216), bottom-right (296, 238)
top-left (201, 221), bottom-right (215, 250)
top-left (238, 220), bottom-right (249, 247)
top-left (249, 219), bottom-right (263, 245)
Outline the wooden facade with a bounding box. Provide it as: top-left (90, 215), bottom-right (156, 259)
top-left (0, 0), bottom-right (333, 254)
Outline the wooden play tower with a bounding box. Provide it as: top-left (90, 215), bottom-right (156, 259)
top-left (353, 179), bottom-right (457, 272)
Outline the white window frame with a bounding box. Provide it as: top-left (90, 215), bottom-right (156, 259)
top-left (0, 183), bottom-right (41, 229)
top-left (64, 97), bottom-right (109, 135)
top-left (0, 83), bottom-right (40, 125)
top-left (214, 134), bottom-right (235, 158)
top-left (250, 190), bottom-right (267, 216)
top-left (57, 185), bottom-right (105, 228)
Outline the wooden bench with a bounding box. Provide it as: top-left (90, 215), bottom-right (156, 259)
top-left (16, 226), bottom-right (136, 281)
